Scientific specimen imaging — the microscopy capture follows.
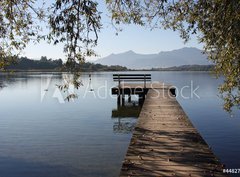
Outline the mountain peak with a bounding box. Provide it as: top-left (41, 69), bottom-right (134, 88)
top-left (124, 50), bottom-right (136, 54)
top-left (108, 50), bottom-right (136, 56)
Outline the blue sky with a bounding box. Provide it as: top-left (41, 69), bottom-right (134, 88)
top-left (22, 1), bottom-right (203, 61)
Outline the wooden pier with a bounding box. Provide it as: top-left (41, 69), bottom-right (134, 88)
top-left (112, 75), bottom-right (227, 177)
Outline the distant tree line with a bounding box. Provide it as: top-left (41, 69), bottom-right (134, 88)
top-left (7, 56), bottom-right (63, 70)
top-left (5, 56), bottom-right (128, 71)
top-left (77, 62), bottom-right (128, 72)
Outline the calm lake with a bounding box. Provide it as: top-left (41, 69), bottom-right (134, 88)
top-left (0, 71), bottom-right (239, 177)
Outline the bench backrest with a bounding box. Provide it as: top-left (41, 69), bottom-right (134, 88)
top-left (113, 74), bottom-right (151, 87)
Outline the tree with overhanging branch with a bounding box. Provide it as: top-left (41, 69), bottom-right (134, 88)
top-left (0, 0), bottom-right (239, 111)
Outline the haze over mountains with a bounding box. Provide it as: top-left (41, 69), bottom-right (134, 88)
top-left (95, 47), bottom-right (210, 69)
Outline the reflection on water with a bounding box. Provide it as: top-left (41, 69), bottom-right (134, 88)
top-left (112, 101), bottom-right (142, 118)
top-left (112, 100), bottom-right (141, 134)
top-left (0, 71), bottom-right (240, 177)
top-left (112, 117), bottom-right (136, 134)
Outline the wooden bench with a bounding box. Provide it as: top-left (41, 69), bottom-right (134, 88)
top-left (113, 74), bottom-right (151, 88)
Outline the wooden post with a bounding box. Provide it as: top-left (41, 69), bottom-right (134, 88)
top-left (138, 94), bottom-right (144, 105)
top-left (144, 74), bottom-right (146, 88)
top-left (117, 94), bottom-right (121, 106)
top-left (128, 94), bottom-right (131, 102)
top-left (117, 83), bottom-right (121, 105)
top-left (122, 90), bottom-right (125, 106)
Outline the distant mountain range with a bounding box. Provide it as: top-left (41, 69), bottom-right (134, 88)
top-left (95, 47), bottom-right (211, 69)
